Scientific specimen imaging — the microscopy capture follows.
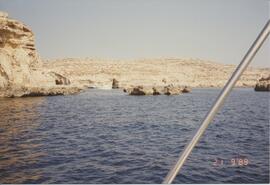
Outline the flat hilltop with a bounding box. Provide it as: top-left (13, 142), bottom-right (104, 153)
top-left (44, 58), bottom-right (270, 89)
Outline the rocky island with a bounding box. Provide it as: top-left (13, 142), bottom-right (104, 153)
top-left (0, 11), bottom-right (269, 98)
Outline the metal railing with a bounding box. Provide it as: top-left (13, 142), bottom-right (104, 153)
top-left (163, 19), bottom-right (270, 184)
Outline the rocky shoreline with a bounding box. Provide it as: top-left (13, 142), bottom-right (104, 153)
top-left (0, 11), bottom-right (269, 98)
top-left (2, 86), bottom-right (83, 98)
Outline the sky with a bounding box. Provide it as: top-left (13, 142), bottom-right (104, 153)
top-left (0, 0), bottom-right (269, 67)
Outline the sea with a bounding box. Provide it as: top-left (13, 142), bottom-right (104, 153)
top-left (0, 88), bottom-right (269, 183)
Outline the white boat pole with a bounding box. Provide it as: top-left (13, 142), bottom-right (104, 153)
top-left (163, 19), bottom-right (270, 184)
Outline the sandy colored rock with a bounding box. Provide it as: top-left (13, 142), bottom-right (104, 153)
top-left (127, 85), bottom-right (190, 96)
top-left (152, 87), bottom-right (162, 95)
top-left (3, 86), bottom-right (82, 98)
top-left (254, 75), bottom-right (270, 91)
top-left (49, 72), bottom-right (71, 85)
top-left (123, 86), bottom-right (133, 93)
top-left (182, 86), bottom-right (191, 93)
top-left (0, 11), bottom-right (81, 97)
top-left (129, 86), bottom-right (154, 96)
top-left (44, 58), bottom-right (270, 90)
top-left (0, 11), bottom-right (8, 18)
top-left (164, 84), bottom-right (182, 95)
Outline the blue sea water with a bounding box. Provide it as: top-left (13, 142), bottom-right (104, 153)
top-left (0, 88), bottom-right (269, 183)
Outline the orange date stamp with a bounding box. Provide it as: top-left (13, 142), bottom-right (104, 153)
top-left (213, 157), bottom-right (249, 167)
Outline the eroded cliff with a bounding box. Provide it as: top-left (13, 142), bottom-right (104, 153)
top-left (0, 12), bottom-right (81, 97)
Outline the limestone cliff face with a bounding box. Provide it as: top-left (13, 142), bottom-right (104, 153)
top-left (0, 12), bottom-right (81, 97)
top-left (0, 11), bottom-right (46, 93)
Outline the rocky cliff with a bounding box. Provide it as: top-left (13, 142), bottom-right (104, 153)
top-left (0, 12), bottom-right (81, 97)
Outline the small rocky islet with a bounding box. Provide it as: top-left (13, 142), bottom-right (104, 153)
top-left (0, 11), bottom-right (269, 98)
top-left (124, 85), bottom-right (191, 96)
top-left (254, 76), bottom-right (270, 92)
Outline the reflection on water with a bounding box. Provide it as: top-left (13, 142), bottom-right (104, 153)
top-left (0, 97), bottom-right (46, 183)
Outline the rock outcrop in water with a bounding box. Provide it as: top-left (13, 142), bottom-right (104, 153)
top-left (129, 86), bottom-right (154, 95)
top-left (254, 76), bottom-right (270, 91)
top-left (127, 84), bottom-right (191, 95)
top-left (112, 78), bottom-right (119, 89)
top-left (182, 86), bottom-right (191, 93)
top-left (0, 11), bottom-right (82, 97)
top-left (4, 86), bottom-right (81, 97)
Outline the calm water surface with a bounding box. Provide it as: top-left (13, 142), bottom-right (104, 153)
top-left (0, 88), bottom-right (269, 183)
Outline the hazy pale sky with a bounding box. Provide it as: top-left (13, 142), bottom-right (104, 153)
top-left (0, 0), bottom-right (269, 67)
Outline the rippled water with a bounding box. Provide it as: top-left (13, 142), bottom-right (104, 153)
top-left (0, 88), bottom-right (269, 183)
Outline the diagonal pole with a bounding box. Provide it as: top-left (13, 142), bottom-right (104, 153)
top-left (163, 19), bottom-right (270, 184)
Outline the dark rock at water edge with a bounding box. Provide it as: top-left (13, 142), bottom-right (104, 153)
top-left (2, 86), bottom-right (82, 98)
top-left (112, 78), bottom-right (119, 89)
top-left (254, 76), bottom-right (270, 92)
top-left (163, 84), bottom-right (182, 95)
top-left (126, 84), bottom-right (191, 96)
top-left (129, 86), bottom-right (154, 95)
top-left (182, 86), bottom-right (192, 93)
